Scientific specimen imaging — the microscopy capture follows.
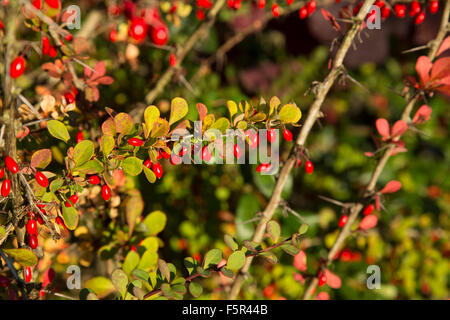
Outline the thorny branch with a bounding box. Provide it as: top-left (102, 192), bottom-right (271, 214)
top-left (301, 0), bottom-right (450, 300)
top-left (227, 0), bottom-right (376, 300)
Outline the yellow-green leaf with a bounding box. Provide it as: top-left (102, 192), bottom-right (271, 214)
top-left (84, 277), bottom-right (115, 298)
top-left (169, 97), bottom-right (188, 125)
top-left (143, 211), bottom-right (167, 236)
top-left (211, 118), bottom-right (230, 134)
top-left (114, 113), bottom-right (134, 134)
top-left (75, 159), bottom-right (104, 175)
top-left (227, 250), bottom-right (246, 270)
top-left (143, 166), bottom-right (156, 183)
top-left (151, 118), bottom-right (170, 138)
top-left (3, 249), bottom-right (38, 267)
top-left (73, 140), bottom-right (94, 166)
top-left (144, 106), bottom-right (160, 138)
top-left (47, 120), bottom-right (70, 143)
top-left (279, 104), bottom-right (302, 123)
top-left (100, 135), bottom-right (115, 155)
top-left (227, 100), bottom-right (238, 119)
top-left (62, 205), bottom-right (79, 230)
top-left (122, 157), bottom-right (143, 176)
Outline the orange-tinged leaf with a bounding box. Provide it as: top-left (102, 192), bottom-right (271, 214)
top-left (415, 56), bottom-right (432, 86)
top-left (31, 149), bottom-right (52, 169)
top-left (380, 180), bottom-right (402, 194)
top-left (169, 97), bottom-right (188, 126)
top-left (390, 120), bottom-right (408, 138)
top-left (359, 215), bottom-right (378, 230)
top-left (375, 118), bottom-right (390, 138)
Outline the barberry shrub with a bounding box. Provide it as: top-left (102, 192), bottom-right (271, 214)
top-left (0, 0), bottom-right (448, 300)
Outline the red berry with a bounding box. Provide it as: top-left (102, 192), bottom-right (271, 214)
top-left (26, 219), bottom-right (38, 235)
top-left (101, 185), bottom-right (111, 201)
top-left (56, 216), bottom-right (66, 228)
top-left (429, 1), bottom-right (439, 14)
top-left (65, 92), bottom-right (75, 104)
top-left (233, 144), bottom-right (242, 159)
top-left (161, 150), bottom-right (170, 159)
top-left (258, 0), bottom-right (265, 9)
top-left (151, 25), bottom-right (169, 46)
top-left (268, 129), bottom-right (277, 143)
top-left (69, 194), bottom-right (78, 204)
top-left (88, 175), bottom-right (101, 185)
top-left (409, 1), bottom-right (421, 16)
top-left (282, 129), bottom-right (293, 141)
top-left (76, 131), bottom-right (83, 143)
top-left (306, 1), bottom-right (317, 15)
top-left (153, 162), bottom-right (163, 179)
top-left (32, 0), bottom-right (42, 9)
top-left (201, 146), bottom-right (212, 162)
top-left (42, 36), bottom-right (50, 55)
top-left (197, 9), bottom-right (205, 20)
top-left (305, 161), bottom-right (314, 174)
top-left (256, 163), bottom-right (271, 173)
top-left (35, 171), bottom-right (49, 188)
top-left (299, 6), bottom-right (308, 19)
top-left (169, 53), bottom-right (177, 66)
top-left (65, 200), bottom-right (72, 207)
top-left (0, 167), bottom-right (4, 179)
top-left (338, 215), bottom-right (348, 227)
top-left (170, 155), bottom-right (181, 165)
top-left (24, 267), bottom-right (32, 283)
top-left (48, 46), bottom-right (57, 58)
top-left (245, 130), bottom-right (259, 148)
top-left (45, 0), bottom-right (60, 9)
top-left (318, 271), bottom-right (327, 287)
top-left (144, 159), bottom-right (152, 169)
top-left (5, 156), bottom-right (18, 174)
top-left (381, 6), bottom-right (390, 18)
top-left (178, 146), bottom-right (189, 157)
top-left (28, 234), bottom-right (38, 249)
top-left (10, 56), bottom-right (26, 79)
top-left (394, 4), bottom-right (406, 17)
top-left (128, 137), bottom-right (144, 147)
top-left (36, 215), bottom-right (44, 225)
top-left (272, 4), bottom-right (280, 17)
top-left (65, 33), bottom-right (73, 42)
top-left (415, 11), bottom-right (425, 24)
top-left (363, 204), bottom-right (374, 216)
top-left (286, 0), bottom-right (294, 5)
top-left (295, 158), bottom-right (302, 168)
top-left (1, 179), bottom-right (11, 197)
top-left (109, 29), bottom-right (118, 42)
top-left (129, 17), bottom-right (148, 42)
top-left (374, 0), bottom-right (385, 8)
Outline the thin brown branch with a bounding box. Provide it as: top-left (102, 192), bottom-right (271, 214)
top-left (227, 0), bottom-right (376, 300)
top-left (301, 0), bottom-right (450, 300)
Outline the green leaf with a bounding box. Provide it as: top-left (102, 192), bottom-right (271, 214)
top-left (114, 112), bottom-right (133, 134)
top-left (143, 211), bottom-right (167, 236)
top-left (47, 120), bottom-right (70, 143)
top-left (131, 269), bottom-right (149, 283)
top-left (75, 159), bottom-right (103, 174)
top-left (211, 117), bottom-right (230, 133)
top-left (259, 251), bottom-right (278, 264)
top-left (0, 226), bottom-right (5, 240)
top-left (49, 178), bottom-right (64, 193)
top-left (62, 205), bottom-right (78, 230)
top-left (279, 104), bottom-right (302, 123)
top-left (224, 235), bottom-right (238, 251)
top-left (144, 106), bottom-right (160, 138)
top-left (143, 166), bottom-right (156, 183)
top-left (84, 276), bottom-right (115, 298)
top-left (227, 251), bottom-right (246, 270)
top-left (111, 269), bottom-right (128, 299)
top-left (123, 251), bottom-right (140, 275)
top-left (203, 249), bottom-right (222, 270)
top-left (220, 268), bottom-right (234, 278)
top-left (227, 100), bottom-right (238, 119)
top-left (138, 251), bottom-right (158, 271)
top-left (281, 244), bottom-right (300, 256)
top-left (160, 283), bottom-right (174, 299)
top-left (30, 149), bottom-right (52, 169)
top-left (236, 194), bottom-right (259, 241)
top-left (169, 97), bottom-right (188, 125)
top-left (3, 249), bottom-right (37, 267)
top-left (158, 259), bottom-right (171, 282)
top-left (183, 257), bottom-right (198, 276)
top-left (100, 135), bottom-right (115, 155)
top-left (172, 284), bottom-right (186, 295)
top-left (298, 224), bottom-right (309, 235)
top-left (73, 140), bottom-right (94, 166)
top-left (188, 282), bottom-right (203, 298)
top-left (125, 190), bottom-right (144, 237)
top-left (122, 157), bottom-right (143, 176)
top-left (267, 220), bottom-right (281, 242)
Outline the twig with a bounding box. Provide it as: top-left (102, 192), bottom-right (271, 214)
top-left (301, 0), bottom-right (450, 300)
top-left (227, 0), bottom-right (377, 300)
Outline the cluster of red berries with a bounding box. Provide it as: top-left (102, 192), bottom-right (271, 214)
top-left (85, 174), bottom-right (111, 201)
top-left (108, 1), bottom-right (169, 46)
top-left (1, 156), bottom-right (19, 197)
top-left (359, 0), bottom-right (440, 25)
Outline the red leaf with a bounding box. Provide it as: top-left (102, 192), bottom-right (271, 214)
top-left (93, 61), bottom-right (106, 78)
top-left (293, 250), bottom-right (307, 272)
top-left (359, 215), bottom-right (378, 230)
top-left (314, 292), bottom-right (330, 300)
top-left (364, 151), bottom-right (375, 157)
top-left (380, 180), bottom-right (402, 194)
top-left (375, 194), bottom-right (381, 211)
top-left (415, 56), bottom-right (432, 86)
top-left (325, 269), bottom-right (341, 289)
top-left (430, 57), bottom-right (450, 83)
top-left (390, 120), bottom-right (408, 138)
top-left (196, 103), bottom-right (208, 122)
top-left (375, 118), bottom-right (390, 139)
top-left (412, 105), bottom-right (432, 124)
top-left (95, 76), bottom-right (114, 85)
top-left (436, 36), bottom-right (450, 57)
top-left (293, 273), bottom-right (305, 285)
